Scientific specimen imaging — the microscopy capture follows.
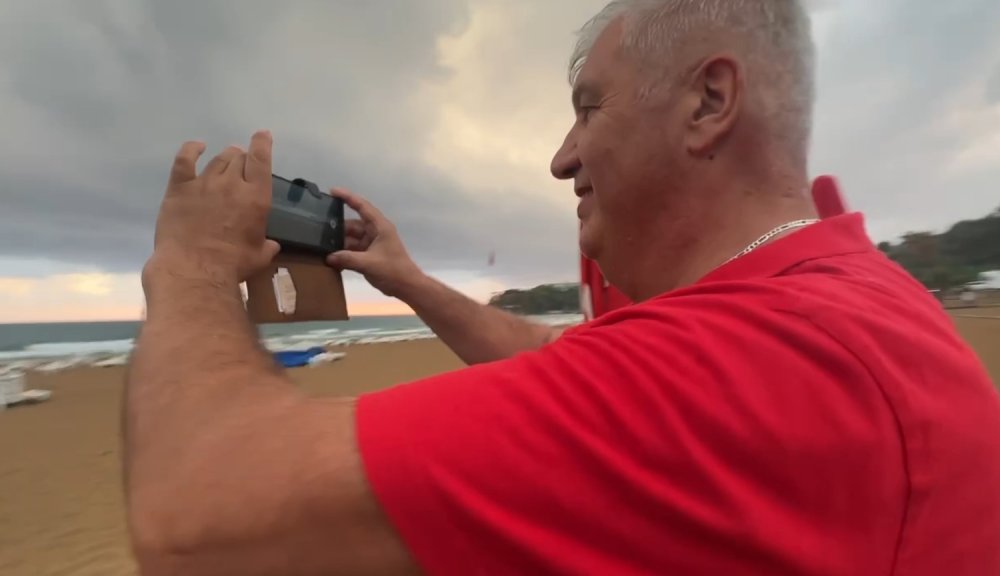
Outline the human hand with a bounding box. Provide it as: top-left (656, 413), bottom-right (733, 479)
top-left (326, 188), bottom-right (424, 298)
top-left (146, 131), bottom-right (281, 286)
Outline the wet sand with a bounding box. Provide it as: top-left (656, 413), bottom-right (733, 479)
top-left (1, 314), bottom-right (997, 575)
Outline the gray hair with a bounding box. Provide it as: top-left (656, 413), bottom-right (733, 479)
top-left (569, 0), bottom-right (816, 161)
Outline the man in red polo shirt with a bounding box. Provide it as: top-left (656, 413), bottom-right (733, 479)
top-left (125, 1), bottom-right (1000, 574)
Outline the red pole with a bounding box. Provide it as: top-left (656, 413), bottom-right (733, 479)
top-left (812, 175), bottom-right (848, 219)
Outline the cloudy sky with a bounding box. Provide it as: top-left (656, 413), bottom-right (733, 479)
top-left (0, 0), bottom-right (997, 322)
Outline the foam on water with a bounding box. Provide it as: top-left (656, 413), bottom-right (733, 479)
top-left (0, 339), bottom-right (136, 361)
top-left (262, 326), bottom-right (438, 351)
top-left (0, 314), bottom-right (583, 372)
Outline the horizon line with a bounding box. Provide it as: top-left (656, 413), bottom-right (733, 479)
top-left (0, 309), bottom-right (420, 326)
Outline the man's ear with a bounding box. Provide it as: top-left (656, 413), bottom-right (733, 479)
top-left (686, 54), bottom-right (742, 158)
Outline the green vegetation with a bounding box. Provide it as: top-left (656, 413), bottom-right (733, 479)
top-left (493, 207), bottom-right (1000, 312)
top-left (878, 205), bottom-right (1000, 290)
top-left (489, 283), bottom-right (580, 315)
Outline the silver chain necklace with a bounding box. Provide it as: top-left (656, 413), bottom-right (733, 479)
top-left (723, 219), bottom-right (820, 266)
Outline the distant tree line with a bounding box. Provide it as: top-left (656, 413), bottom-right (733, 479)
top-left (878, 205), bottom-right (1000, 291)
top-left (491, 207), bottom-right (1000, 311)
top-left (489, 283), bottom-right (580, 315)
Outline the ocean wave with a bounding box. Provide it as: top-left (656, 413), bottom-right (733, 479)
top-left (263, 327), bottom-right (436, 351)
top-left (0, 329), bottom-right (440, 370)
top-left (0, 314), bottom-right (582, 372)
top-left (0, 339), bottom-right (136, 361)
top-left (530, 313), bottom-right (585, 327)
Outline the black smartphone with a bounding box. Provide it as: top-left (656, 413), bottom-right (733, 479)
top-left (266, 175), bottom-right (345, 255)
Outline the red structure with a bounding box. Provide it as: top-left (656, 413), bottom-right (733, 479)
top-left (579, 254), bottom-right (630, 321)
top-left (811, 175), bottom-right (848, 219)
top-left (580, 176), bottom-right (847, 320)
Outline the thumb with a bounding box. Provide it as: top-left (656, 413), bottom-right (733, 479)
top-left (327, 250), bottom-right (367, 272)
top-left (261, 240), bottom-right (281, 263)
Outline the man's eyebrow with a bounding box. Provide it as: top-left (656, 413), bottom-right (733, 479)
top-left (572, 82), bottom-right (598, 108)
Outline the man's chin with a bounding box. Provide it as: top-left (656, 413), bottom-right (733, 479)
top-left (578, 233), bottom-right (600, 261)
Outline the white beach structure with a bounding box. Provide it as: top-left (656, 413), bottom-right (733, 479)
top-left (0, 370), bottom-right (52, 410)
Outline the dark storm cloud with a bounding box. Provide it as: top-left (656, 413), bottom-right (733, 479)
top-left (0, 0), bottom-right (579, 282)
top-left (0, 0), bottom-right (998, 289)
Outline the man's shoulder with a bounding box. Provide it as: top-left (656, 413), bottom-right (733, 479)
top-left (562, 248), bottom-right (990, 418)
top-left (556, 273), bottom-right (856, 386)
top-left (576, 248), bottom-right (932, 338)
top-left (559, 248), bottom-right (960, 386)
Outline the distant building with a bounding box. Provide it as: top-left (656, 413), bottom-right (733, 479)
top-left (965, 270), bottom-right (1000, 291)
top-left (980, 270), bottom-right (1000, 289)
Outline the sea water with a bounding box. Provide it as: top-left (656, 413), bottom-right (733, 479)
top-left (0, 313), bottom-right (583, 370)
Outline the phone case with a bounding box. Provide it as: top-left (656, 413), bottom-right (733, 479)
top-left (244, 251), bottom-right (349, 323)
top-left (267, 175), bottom-right (345, 255)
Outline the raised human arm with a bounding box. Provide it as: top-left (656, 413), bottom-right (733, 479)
top-left (394, 271), bottom-right (563, 366)
top-left (124, 133), bottom-right (418, 576)
top-left (327, 188), bottom-right (563, 365)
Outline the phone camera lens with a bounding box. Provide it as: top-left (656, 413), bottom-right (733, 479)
top-left (329, 219), bottom-right (338, 230)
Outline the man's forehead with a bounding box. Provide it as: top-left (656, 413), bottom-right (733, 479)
top-left (587, 18), bottom-right (625, 65)
top-left (571, 18), bottom-right (625, 96)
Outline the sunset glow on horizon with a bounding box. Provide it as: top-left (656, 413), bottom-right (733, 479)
top-left (0, 270), bottom-right (469, 324)
top-left (0, 298), bottom-right (417, 325)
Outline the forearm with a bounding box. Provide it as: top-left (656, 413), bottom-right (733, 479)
top-left (125, 263), bottom-right (407, 575)
top-left (127, 264), bottom-right (288, 438)
top-left (124, 262), bottom-right (301, 548)
top-left (397, 272), bottom-right (562, 365)
top-left (123, 134), bottom-right (417, 575)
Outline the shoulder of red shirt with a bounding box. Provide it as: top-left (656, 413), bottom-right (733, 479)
top-left (355, 212), bottom-right (1000, 575)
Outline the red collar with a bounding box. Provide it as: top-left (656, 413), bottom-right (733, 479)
top-left (698, 213), bottom-right (876, 284)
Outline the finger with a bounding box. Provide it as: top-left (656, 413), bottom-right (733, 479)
top-left (203, 145), bottom-right (244, 175)
top-left (244, 130), bottom-right (272, 184)
top-left (224, 148), bottom-right (248, 180)
top-left (345, 219), bottom-right (367, 239)
top-left (326, 250), bottom-right (366, 272)
top-left (329, 187), bottom-right (390, 228)
top-left (262, 239), bottom-right (281, 262)
top-left (242, 240), bottom-right (281, 282)
top-left (345, 237), bottom-right (366, 251)
top-left (170, 141), bottom-right (207, 186)
top-left (358, 232), bottom-right (374, 251)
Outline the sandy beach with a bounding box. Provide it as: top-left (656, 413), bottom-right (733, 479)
top-left (1, 313), bottom-right (998, 575)
top-left (0, 338), bottom-right (464, 576)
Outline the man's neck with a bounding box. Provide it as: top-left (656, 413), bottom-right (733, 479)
top-left (627, 188), bottom-right (818, 301)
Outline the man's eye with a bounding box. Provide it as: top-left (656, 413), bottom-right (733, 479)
top-left (579, 106), bottom-right (597, 121)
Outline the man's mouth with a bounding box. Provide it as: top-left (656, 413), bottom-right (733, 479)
top-left (576, 188), bottom-right (593, 219)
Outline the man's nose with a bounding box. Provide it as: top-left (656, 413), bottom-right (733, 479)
top-left (550, 131), bottom-right (581, 181)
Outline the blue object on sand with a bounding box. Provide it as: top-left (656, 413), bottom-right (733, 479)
top-left (273, 347), bottom-right (326, 368)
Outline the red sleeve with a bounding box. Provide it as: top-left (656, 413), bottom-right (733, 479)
top-left (356, 297), bottom-right (906, 575)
